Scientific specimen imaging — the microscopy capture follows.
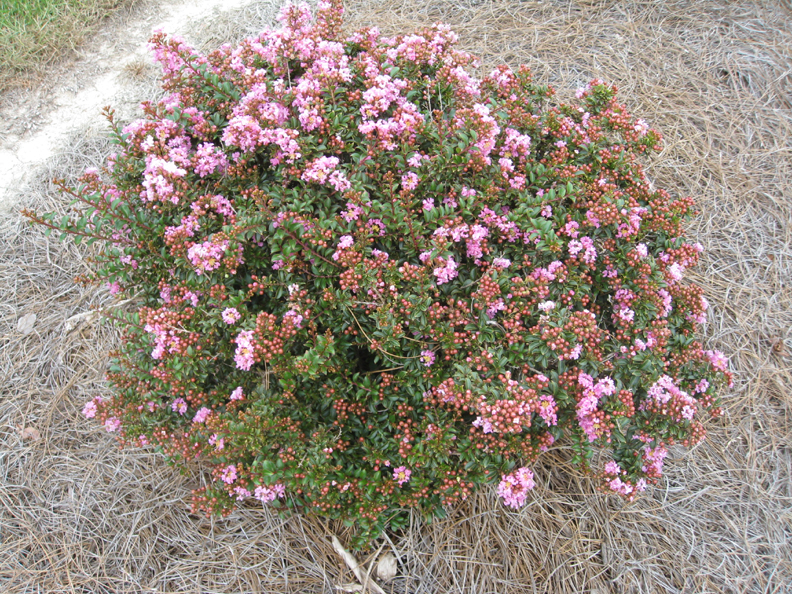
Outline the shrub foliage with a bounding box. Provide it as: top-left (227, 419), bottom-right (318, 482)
top-left (26, 0), bottom-right (732, 544)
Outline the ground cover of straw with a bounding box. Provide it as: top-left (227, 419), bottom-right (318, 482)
top-left (1, 0), bottom-right (790, 592)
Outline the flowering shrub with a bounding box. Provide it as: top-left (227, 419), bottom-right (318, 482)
top-left (26, 0), bottom-right (732, 545)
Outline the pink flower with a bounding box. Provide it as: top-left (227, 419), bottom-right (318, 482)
top-left (565, 344), bottom-right (583, 360)
top-left (704, 349), bottom-right (729, 372)
top-left (222, 307), bottom-right (241, 324)
top-left (221, 465), bottom-right (237, 484)
top-left (420, 350), bottom-right (435, 366)
top-left (184, 291), bottom-right (200, 307)
top-left (486, 299), bottom-right (506, 317)
top-left (658, 289), bottom-right (673, 317)
top-left (433, 256), bottom-right (458, 285)
top-left (562, 221), bottom-right (580, 238)
top-left (104, 417), bottom-right (122, 432)
top-left (193, 143), bottom-right (228, 177)
top-left (192, 407), bottom-right (212, 423)
top-left (393, 466), bottom-right (411, 485)
top-left (208, 434), bottom-right (225, 450)
top-left (609, 477), bottom-right (634, 496)
top-left (667, 262), bottom-right (684, 282)
top-left (284, 309), bottom-right (304, 328)
top-left (497, 467), bottom-right (535, 509)
top-left (642, 445), bottom-right (668, 477)
top-left (492, 257), bottom-right (511, 269)
top-left (302, 155), bottom-right (341, 185)
top-left (171, 398), bottom-right (188, 415)
top-left (187, 239), bottom-right (228, 275)
top-left (234, 330), bottom-right (256, 370)
top-left (82, 400), bottom-right (98, 419)
top-left (443, 195), bottom-right (458, 208)
top-left (401, 172), bottom-right (419, 191)
top-left (254, 483), bottom-right (286, 502)
top-left (537, 394), bottom-right (558, 426)
top-left (538, 300), bottom-right (555, 312)
top-left (233, 486), bottom-right (252, 501)
top-left (472, 416), bottom-right (493, 433)
top-left (342, 202), bottom-right (363, 221)
top-left (568, 236), bottom-right (597, 264)
top-left (230, 387), bottom-right (245, 401)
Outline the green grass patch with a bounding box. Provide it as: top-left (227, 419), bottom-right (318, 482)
top-left (0, 0), bottom-right (132, 90)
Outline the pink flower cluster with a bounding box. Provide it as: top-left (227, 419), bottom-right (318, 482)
top-left (193, 142), bottom-right (229, 177)
top-left (432, 256), bottom-right (458, 285)
top-left (104, 417), bottom-right (122, 432)
top-left (357, 74), bottom-right (425, 150)
top-left (568, 236), bottom-right (597, 264)
top-left (234, 330), bottom-right (256, 370)
top-left (254, 483), bottom-right (286, 502)
top-left (192, 407), bottom-right (212, 424)
top-left (576, 372), bottom-right (616, 442)
top-left (433, 220), bottom-right (491, 260)
top-left (604, 460), bottom-right (647, 497)
top-left (144, 312), bottom-right (187, 360)
top-left (82, 398), bottom-right (101, 419)
top-left (222, 119), bottom-right (301, 163)
top-left (643, 375), bottom-right (698, 421)
top-left (642, 445), bottom-right (668, 477)
top-left (301, 155), bottom-right (350, 191)
top-left (497, 467), bottom-right (535, 509)
top-left (454, 103), bottom-right (500, 164)
top-left (332, 234), bottom-right (354, 261)
top-left (187, 238), bottom-right (228, 275)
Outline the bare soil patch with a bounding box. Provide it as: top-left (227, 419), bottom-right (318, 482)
top-left (1, 1), bottom-right (790, 592)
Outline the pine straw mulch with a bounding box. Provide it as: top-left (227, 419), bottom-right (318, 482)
top-left (1, 0), bottom-right (791, 592)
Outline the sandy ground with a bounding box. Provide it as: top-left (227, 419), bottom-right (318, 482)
top-left (1, 1), bottom-right (791, 593)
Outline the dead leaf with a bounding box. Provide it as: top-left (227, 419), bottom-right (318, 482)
top-left (331, 535), bottom-right (386, 594)
top-left (375, 553), bottom-right (397, 581)
top-left (17, 313), bottom-right (36, 334)
top-left (64, 310), bottom-right (98, 332)
top-left (17, 425), bottom-right (41, 441)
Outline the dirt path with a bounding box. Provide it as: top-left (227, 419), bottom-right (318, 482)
top-left (0, 0), bottom-right (264, 212)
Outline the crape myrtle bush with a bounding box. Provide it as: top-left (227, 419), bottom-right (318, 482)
top-left (27, 0), bottom-right (733, 544)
